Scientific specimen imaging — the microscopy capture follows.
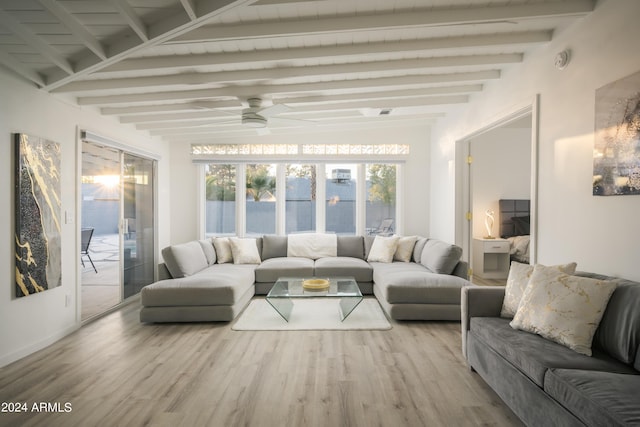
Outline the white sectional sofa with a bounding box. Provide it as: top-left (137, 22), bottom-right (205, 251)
top-left (139, 234), bottom-right (471, 323)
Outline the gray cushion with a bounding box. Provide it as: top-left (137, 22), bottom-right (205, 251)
top-left (372, 261), bottom-right (429, 278)
top-left (198, 239), bottom-right (217, 265)
top-left (588, 277), bottom-right (640, 365)
top-left (141, 264), bottom-right (256, 306)
top-left (254, 257), bottom-right (314, 282)
top-left (314, 257), bottom-right (373, 282)
top-left (364, 236), bottom-right (375, 259)
top-left (261, 235), bottom-right (287, 260)
top-left (255, 237), bottom-right (263, 259)
top-left (161, 241), bottom-right (208, 278)
top-left (372, 262), bottom-right (468, 304)
top-left (469, 317), bottom-right (636, 388)
top-left (337, 236), bottom-right (365, 259)
top-left (420, 239), bottom-right (463, 274)
top-left (545, 369), bottom-right (640, 427)
top-left (412, 237), bottom-right (428, 262)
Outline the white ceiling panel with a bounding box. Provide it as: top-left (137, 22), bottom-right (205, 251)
top-left (0, 0), bottom-right (595, 139)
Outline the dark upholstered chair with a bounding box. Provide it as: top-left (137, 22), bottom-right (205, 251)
top-left (81, 227), bottom-right (97, 273)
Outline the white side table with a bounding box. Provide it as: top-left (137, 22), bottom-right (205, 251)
top-left (472, 238), bottom-right (510, 279)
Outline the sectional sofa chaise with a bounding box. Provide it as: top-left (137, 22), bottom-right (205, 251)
top-left (462, 268), bottom-right (640, 426)
top-left (140, 234), bottom-right (471, 323)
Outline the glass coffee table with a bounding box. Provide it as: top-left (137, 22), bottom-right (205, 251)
top-left (266, 277), bottom-right (363, 322)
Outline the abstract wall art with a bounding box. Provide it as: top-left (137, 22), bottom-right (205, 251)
top-left (14, 133), bottom-right (62, 297)
top-left (593, 70), bottom-right (640, 196)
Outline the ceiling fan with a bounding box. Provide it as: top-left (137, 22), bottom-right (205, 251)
top-left (195, 97), bottom-right (315, 134)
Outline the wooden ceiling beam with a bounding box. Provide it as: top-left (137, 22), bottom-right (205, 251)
top-left (42, 0), bottom-right (258, 91)
top-left (102, 99), bottom-right (242, 116)
top-left (170, 0), bottom-right (594, 43)
top-left (55, 54), bottom-right (520, 93)
top-left (155, 115), bottom-right (444, 140)
top-left (0, 9), bottom-right (74, 75)
top-left (115, 85), bottom-right (482, 122)
top-left (0, 50), bottom-right (46, 87)
top-left (134, 95), bottom-right (468, 130)
top-left (77, 70), bottom-right (500, 106)
top-left (98, 31), bottom-right (550, 74)
top-left (180, 0), bottom-right (198, 20)
top-left (108, 0), bottom-right (149, 42)
top-left (38, 0), bottom-right (107, 60)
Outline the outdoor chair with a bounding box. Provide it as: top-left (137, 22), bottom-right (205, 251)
top-left (81, 227), bottom-right (97, 273)
top-left (368, 218), bottom-right (394, 236)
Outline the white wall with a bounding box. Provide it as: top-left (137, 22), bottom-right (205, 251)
top-left (470, 127), bottom-right (531, 239)
top-left (168, 123), bottom-right (431, 244)
top-left (0, 68), bottom-right (170, 367)
top-left (430, 0), bottom-right (640, 280)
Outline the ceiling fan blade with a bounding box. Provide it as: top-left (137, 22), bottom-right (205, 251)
top-left (190, 102), bottom-right (239, 117)
top-left (269, 116), bottom-right (316, 127)
top-left (258, 103), bottom-right (291, 118)
top-left (193, 119), bottom-right (239, 127)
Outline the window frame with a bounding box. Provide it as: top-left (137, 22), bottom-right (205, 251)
top-left (199, 161), bottom-right (403, 237)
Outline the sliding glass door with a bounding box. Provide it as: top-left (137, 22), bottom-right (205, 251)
top-left (81, 141), bottom-right (155, 320)
top-left (123, 153), bottom-right (155, 299)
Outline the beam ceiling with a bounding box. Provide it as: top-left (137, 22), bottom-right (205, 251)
top-left (0, 0), bottom-right (595, 140)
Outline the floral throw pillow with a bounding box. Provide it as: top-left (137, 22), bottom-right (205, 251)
top-left (510, 264), bottom-right (617, 356)
top-left (500, 261), bottom-right (576, 318)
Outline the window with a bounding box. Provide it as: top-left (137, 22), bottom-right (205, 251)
top-left (198, 144), bottom-right (406, 237)
top-left (366, 164), bottom-right (397, 236)
top-left (325, 164), bottom-right (357, 235)
top-left (245, 164), bottom-right (276, 236)
top-left (205, 164), bottom-right (236, 236)
top-left (286, 164), bottom-right (316, 233)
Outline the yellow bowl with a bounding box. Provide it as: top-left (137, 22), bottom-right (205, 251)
top-left (302, 278), bottom-right (330, 290)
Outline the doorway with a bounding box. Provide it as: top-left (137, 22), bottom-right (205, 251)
top-left (80, 141), bottom-right (156, 321)
top-left (455, 99), bottom-right (539, 282)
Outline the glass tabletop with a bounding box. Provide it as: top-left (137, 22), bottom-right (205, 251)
top-left (268, 277), bottom-right (361, 298)
top-left (266, 277), bottom-right (363, 322)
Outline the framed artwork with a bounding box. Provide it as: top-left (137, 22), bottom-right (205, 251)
top-left (14, 133), bottom-right (62, 297)
top-left (593, 70), bottom-right (640, 196)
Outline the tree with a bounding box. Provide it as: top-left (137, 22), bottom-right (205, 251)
top-left (368, 164), bottom-right (396, 205)
top-left (205, 164), bottom-right (235, 201)
top-left (246, 164), bottom-right (275, 201)
top-left (286, 164), bottom-right (316, 200)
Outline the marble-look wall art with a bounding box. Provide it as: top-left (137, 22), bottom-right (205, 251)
top-left (593, 70), bottom-right (640, 196)
top-left (14, 133), bottom-right (62, 298)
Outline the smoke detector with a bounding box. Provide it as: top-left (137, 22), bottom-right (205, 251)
top-left (554, 49), bottom-right (571, 70)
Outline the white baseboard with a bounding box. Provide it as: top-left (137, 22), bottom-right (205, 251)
top-left (0, 323), bottom-right (80, 368)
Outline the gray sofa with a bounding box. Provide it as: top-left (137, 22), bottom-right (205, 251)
top-left (461, 272), bottom-right (640, 426)
top-left (140, 235), bottom-right (471, 323)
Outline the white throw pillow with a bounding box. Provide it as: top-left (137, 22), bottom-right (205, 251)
top-left (510, 264), bottom-right (617, 356)
top-left (287, 233), bottom-right (337, 259)
top-left (500, 261), bottom-right (577, 318)
top-left (393, 235), bottom-right (418, 262)
top-left (367, 235), bottom-right (401, 263)
top-left (229, 237), bottom-right (261, 264)
top-left (213, 237), bottom-right (233, 264)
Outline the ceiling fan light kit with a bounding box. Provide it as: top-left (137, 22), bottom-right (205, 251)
top-left (242, 114), bottom-right (268, 128)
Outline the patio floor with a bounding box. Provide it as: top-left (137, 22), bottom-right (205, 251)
top-left (81, 234), bottom-right (120, 321)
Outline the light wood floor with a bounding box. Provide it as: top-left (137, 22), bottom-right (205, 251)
top-left (81, 261), bottom-right (120, 321)
top-left (0, 303), bottom-right (523, 427)
top-left (471, 276), bottom-right (507, 287)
